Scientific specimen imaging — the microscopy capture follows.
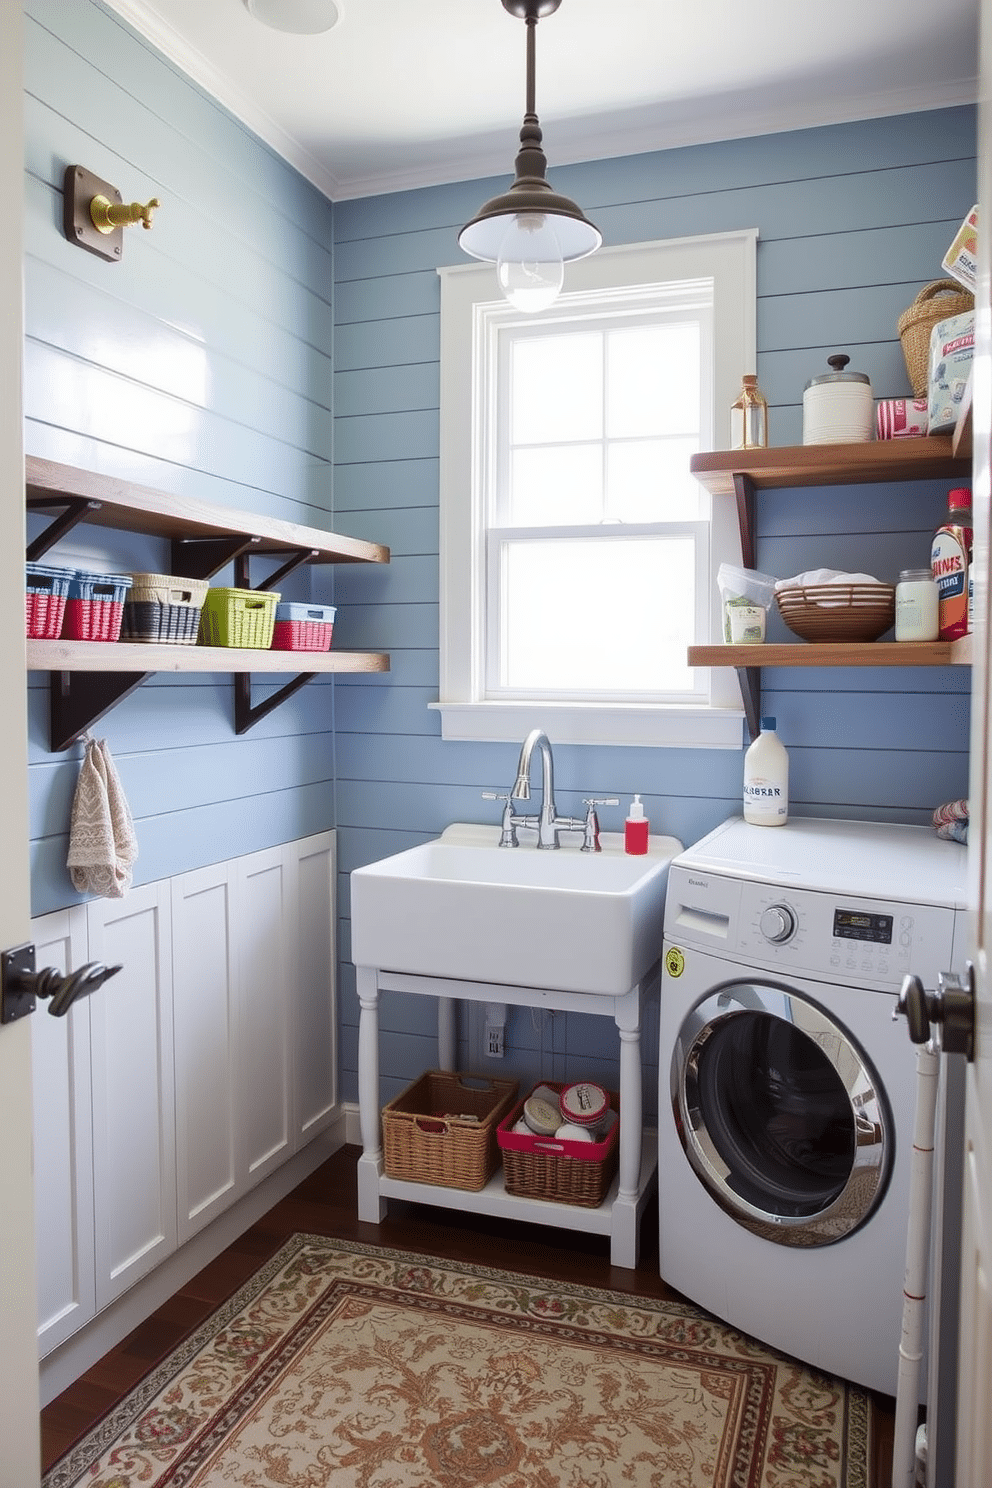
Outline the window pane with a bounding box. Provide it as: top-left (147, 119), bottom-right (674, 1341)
top-left (606, 438), bottom-right (704, 522)
top-left (606, 323), bottom-right (701, 439)
top-left (497, 536), bottom-right (696, 694)
top-left (509, 445), bottom-right (603, 524)
top-left (511, 333), bottom-right (602, 444)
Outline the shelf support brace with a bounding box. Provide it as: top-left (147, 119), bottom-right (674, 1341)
top-left (26, 498), bottom-right (103, 562)
top-left (734, 667), bottom-right (761, 743)
top-left (234, 672), bottom-right (318, 735)
top-left (50, 670), bottom-right (150, 753)
top-left (255, 548), bottom-right (321, 592)
top-left (732, 472), bottom-right (757, 570)
top-left (171, 535), bottom-right (262, 581)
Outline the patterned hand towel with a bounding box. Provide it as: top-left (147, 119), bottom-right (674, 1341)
top-left (66, 739), bottom-right (138, 897)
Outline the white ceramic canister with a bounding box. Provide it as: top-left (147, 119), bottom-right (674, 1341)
top-left (803, 354), bottom-right (874, 445)
top-left (895, 568), bottom-right (939, 641)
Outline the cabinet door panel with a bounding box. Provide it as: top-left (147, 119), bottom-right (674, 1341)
top-left (294, 832), bottom-right (336, 1139)
top-left (87, 884), bottom-right (176, 1310)
top-left (172, 865), bottom-right (238, 1243)
top-left (31, 907), bottom-right (93, 1355)
top-left (238, 848), bottom-right (293, 1183)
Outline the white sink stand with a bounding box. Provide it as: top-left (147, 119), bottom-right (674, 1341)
top-left (355, 965), bottom-right (658, 1268)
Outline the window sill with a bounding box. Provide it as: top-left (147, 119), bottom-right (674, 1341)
top-left (429, 700), bottom-right (745, 749)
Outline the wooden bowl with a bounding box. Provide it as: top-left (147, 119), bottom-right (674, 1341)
top-left (775, 584), bottom-right (896, 643)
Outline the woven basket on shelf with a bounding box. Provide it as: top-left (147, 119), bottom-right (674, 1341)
top-left (776, 584), bottom-right (896, 643)
top-left (897, 279), bottom-right (975, 397)
top-left (497, 1085), bottom-right (620, 1209)
top-left (381, 1070), bottom-right (518, 1191)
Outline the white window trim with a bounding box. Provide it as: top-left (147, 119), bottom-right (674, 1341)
top-left (433, 230), bottom-right (758, 749)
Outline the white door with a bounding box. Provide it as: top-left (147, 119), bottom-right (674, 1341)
top-left (0, 5), bottom-right (43, 1480)
top-left (957, 11), bottom-right (992, 1478)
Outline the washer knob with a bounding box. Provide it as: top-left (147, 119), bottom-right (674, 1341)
top-left (759, 904), bottom-right (796, 943)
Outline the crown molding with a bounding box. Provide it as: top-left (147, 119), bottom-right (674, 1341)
top-left (99, 1), bottom-right (977, 204)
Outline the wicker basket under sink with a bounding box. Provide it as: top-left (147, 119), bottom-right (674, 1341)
top-left (776, 583), bottom-right (896, 643)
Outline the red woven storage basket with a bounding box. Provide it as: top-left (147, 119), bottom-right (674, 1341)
top-left (498, 1083), bottom-right (620, 1208)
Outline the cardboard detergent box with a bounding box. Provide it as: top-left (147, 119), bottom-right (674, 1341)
top-left (941, 205), bottom-right (978, 293)
top-left (928, 309), bottom-right (975, 434)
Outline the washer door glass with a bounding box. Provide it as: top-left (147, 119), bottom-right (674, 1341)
top-left (672, 981), bottom-right (891, 1247)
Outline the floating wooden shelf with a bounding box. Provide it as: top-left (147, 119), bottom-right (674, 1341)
top-left (24, 455), bottom-right (390, 750)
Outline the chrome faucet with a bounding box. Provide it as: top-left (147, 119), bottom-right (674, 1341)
top-left (510, 729), bottom-right (584, 849)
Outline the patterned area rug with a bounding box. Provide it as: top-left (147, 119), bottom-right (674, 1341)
top-left (44, 1235), bottom-right (870, 1487)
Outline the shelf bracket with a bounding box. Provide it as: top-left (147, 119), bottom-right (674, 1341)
top-left (734, 667), bottom-right (761, 743)
top-left (26, 497), bottom-right (103, 562)
top-left (50, 670), bottom-right (150, 753)
top-left (234, 672), bottom-right (318, 735)
top-left (257, 548), bottom-right (321, 591)
top-left (170, 535), bottom-right (262, 581)
top-left (732, 472), bottom-right (757, 570)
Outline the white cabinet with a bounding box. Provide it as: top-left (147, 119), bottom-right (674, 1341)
top-left (292, 833), bottom-right (337, 1141)
top-left (31, 907), bottom-right (93, 1356)
top-left (172, 863), bottom-right (239, 1241)
top-left (87, 882), bottom-right (177, 1311)
top-left (33, 832), bottom-right (336, 1354)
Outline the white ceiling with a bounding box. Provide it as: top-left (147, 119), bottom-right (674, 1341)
top-left (103, 0), bottom-right (979, 201)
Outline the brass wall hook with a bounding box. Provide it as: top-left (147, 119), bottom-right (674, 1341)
top-left (63, 164), bottom-right (161, 263)
top-left (89, 193), bottom-right (160, 234)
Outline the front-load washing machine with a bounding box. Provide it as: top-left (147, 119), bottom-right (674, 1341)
top-left (658, 815), bottom-right (967, 1396)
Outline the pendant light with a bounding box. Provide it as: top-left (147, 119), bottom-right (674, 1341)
top-left (458, 0), bottom-right (601, 313)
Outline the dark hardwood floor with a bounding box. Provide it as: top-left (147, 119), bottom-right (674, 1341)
top-left (41, 1144), bottom-right (896, 1482)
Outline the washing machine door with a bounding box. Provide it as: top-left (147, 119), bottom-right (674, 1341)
top-left (671, 980), bottom-right (891, 1247)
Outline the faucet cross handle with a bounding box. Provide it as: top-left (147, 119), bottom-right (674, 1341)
top-left (580, 797), bottom-right (619, 853)
top-left (482, 791), bottom-right (519, 848)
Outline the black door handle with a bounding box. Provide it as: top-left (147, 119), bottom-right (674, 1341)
top-left (0, 943), bottom-right (122, 1024)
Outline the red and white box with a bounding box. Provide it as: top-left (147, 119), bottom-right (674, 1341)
top-left (876, 397), bottom-right (929, 440)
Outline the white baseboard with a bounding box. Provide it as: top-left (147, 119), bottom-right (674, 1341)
top-left (39, 1114), bottom-right (348, 1407)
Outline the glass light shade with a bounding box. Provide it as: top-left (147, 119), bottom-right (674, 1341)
top-left (497, 213), bottom-right (564, 312)
top-left (243, 0), bottom-right (340, 34)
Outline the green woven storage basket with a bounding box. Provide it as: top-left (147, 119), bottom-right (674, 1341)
top-left (198, 587), bottom-right (280, 649)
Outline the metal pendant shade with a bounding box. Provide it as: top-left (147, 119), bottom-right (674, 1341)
top-left (458, 0), bottom-right (601, 268)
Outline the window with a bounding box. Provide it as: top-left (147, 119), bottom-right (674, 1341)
top-left (434, 231), bottom-right (757, 748)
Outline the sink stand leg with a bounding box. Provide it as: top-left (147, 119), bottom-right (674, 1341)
top-left (611, 989), bottom-right (644, 1268)
top-left (356, 966), bottom-right (387, 1222)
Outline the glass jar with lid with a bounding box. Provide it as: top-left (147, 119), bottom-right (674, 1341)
top-left (895, 569), bottom-right (939, 641)
top-left (730, 375), bottom-right (768, 449)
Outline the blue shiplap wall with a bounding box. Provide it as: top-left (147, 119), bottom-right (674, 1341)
top-left (332, 107), bottom-right (976, 1115)
top-left (24, 0), bottom-right (357, 913)
top-left (24, 2), bottom-right (976, 1124)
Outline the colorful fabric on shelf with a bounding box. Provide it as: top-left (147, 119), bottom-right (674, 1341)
top-left (932, 798), bottom-right (969, 844)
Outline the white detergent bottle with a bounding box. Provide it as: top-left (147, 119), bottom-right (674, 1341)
top-left (743, 716), bottom-right (789, 826)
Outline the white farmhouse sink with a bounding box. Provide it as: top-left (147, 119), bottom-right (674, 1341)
top-left (350, 822), bottom-right (683, 996)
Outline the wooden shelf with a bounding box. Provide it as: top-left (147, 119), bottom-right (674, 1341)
top-left (690, 432), bottom-right (976, 736)
top-left (690, 637), bottom-right (971, 669)
top-left (689, 435), bottom-right (970, 496)
top-left (24, 455), bottom-right (391, 749)
top-left (26, 456), bottom-right (388, 568)
top-left (27, 640), bottom-right (389, 674)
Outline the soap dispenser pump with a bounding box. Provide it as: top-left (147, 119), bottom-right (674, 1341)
top-left (624, 795), bottom-right (649, 855)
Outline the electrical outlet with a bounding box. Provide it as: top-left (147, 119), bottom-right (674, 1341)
top-left (485, 1023), bottom-right (504, 1058)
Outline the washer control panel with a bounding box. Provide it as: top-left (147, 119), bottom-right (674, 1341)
top-left (664, 862), bottom-right (961, 991)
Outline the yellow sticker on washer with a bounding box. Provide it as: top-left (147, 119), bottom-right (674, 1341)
top-left (665, 946), bottom-right (685, 978)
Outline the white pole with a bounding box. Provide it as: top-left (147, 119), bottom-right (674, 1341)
top-left (891, 1043), bottom-right (941, 1488)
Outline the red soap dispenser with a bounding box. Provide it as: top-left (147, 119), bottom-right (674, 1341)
top-left (624, 795), bottom-right (649, 855)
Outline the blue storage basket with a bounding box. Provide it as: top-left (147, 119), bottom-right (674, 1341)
top-left (274, 602), bottom-right (336, 624)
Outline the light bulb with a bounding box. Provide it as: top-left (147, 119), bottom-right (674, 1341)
top-left (497, 213), bottom-right (564, 313)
